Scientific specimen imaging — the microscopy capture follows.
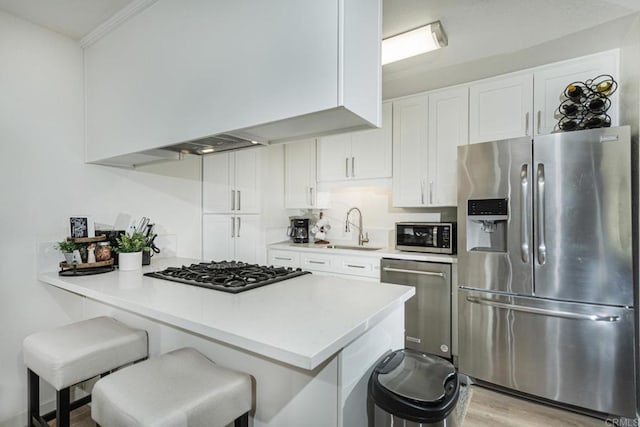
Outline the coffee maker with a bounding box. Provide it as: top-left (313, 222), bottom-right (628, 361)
top-left (288, 218), bottom-right (309, 243)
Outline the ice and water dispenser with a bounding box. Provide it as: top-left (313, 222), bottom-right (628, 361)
top-left (465, 198), bottom-right (508, 252)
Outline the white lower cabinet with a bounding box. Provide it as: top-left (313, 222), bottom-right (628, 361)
top-left (300, 252), bottom-right (335, 273)
top-left (268, 248), bottom-right (380, 279)
top-left (338, 256), bottom-right (380, 278)
top-left (268, 250), bottom-right (300, 268)
top-left (203, 214), bottom-right (260, 263)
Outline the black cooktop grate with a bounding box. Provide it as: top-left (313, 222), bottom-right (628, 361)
top-left (144, 261), bottom-right (311, 293)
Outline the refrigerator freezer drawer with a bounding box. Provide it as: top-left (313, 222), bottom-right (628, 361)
top-left (458, 289), bottom-right (636, 418)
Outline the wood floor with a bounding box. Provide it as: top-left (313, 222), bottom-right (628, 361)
top-left (54, 384), bottom-right (603, 426)
top-left (461, 385), bottom-right (602, 426)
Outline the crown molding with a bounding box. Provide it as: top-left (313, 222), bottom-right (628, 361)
top-left (80, 0), bottom-right (159, 48)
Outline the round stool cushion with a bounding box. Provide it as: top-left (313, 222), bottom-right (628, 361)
top-left (23, 316), bottom-right (148, 390)
top-left (92, 347), bottom-right (252, 427)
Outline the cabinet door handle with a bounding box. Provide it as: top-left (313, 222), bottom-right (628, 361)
top-left (420, 181), bottom-right (425, 204)
top-left (274, 256), bottom-right (293, 261)
top-left (237, 190), bottom-right (241, 211)
top-left (351, 157), bottom-right (355, 177)
top-left (231, 217), bottom-right (235, 238)
top-left (237, 216), bottom-right (241, 238)
top-left (537, 110), bottom-right (542, 135)
top-left (345, 158), bottom-right (349, 178)
top-left (309, 187), bottom-right (314, 206)
top-left (231, 190), bottom-right (236, 211)
top-left (346, 264), bottom-right (366, 269)
top-left (525, 112), bottom-right (530, 135)
top-left (308, 260), bottom-right (326, 265)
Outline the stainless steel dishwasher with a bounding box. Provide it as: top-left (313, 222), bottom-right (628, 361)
top-left (380, 258), bottom-right (452, 359)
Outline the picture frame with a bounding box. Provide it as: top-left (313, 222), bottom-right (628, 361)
top-left (70, 215), bottom-right (95, 239)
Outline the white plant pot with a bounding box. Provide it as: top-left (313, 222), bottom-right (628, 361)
top-left (118, 251), bottom-right (142, 271)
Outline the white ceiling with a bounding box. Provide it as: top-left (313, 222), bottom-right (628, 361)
top-left (0, 0), bottom-right (639, 71)
top-left (0, 0), bottom-right (135, 40)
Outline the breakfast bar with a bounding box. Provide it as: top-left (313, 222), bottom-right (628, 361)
top-left (38, 258), bottom-right (414, 427)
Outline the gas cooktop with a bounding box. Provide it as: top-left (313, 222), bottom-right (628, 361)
top-left (144, 261), bottom-right (310, 293)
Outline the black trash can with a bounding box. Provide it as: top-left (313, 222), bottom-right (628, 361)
top-left (369, 349), bottom-right (460, 427)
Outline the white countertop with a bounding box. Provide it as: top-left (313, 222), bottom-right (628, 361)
top-left (269, 241), bottom-right (457, 264)
top-left (38, 258), bottom-right (414, 370)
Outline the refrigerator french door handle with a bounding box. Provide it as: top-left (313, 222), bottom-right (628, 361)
top-left (465, 297), bottom-right (620, 322)
top-left (520, 164), bottom-right (529, 263)
top-left (382, 266), bottom-right (444, 278)
top-left (536, 163), bottom-right (547, 265)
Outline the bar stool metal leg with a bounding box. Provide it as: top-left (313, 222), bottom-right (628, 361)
top-left (56, 387), bottom-right (70, 427)
top-left (234, 412), bottom-right (249, 427)
top-left (27, 369), bottom-right (39, 427)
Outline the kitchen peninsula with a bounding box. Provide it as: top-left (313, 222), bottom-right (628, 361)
top-left (38, 258), bottom-right (414, 427)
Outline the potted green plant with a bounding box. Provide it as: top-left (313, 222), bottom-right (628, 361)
top-left (55, 240), bottom-right (77, 264)
top-left (115, 231), bottom-right (149, 271)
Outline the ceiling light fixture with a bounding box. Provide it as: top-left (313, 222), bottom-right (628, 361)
top-left (381, 21), bottom-right (447, 66)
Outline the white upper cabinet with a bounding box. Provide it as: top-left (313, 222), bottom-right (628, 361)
top-left (392, 94), bottom-right (428, 207)
top-left (469, 50), bottom-right (619, 144)
top-left (392, 88), bottom-right (468, 207)
top-left (203, 149), bottom-right (262, 214)
top-left (317, 102), bottom-right (392, 182)
top-left (316, 133), bottom-right (352, 182)
top-left (533, 50), bottom-right (619, 135)
top-left (284, 139), bottom-right (317, 209)
top-left (427, 87), bottom-right (469, 206)
top-left (84, 0), bottom-right (382, 166)
top-left (469, 73), bottom-right (534, 144)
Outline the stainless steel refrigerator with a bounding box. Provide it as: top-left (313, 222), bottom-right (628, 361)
top-left (457, 126), bottom-right (636, 418)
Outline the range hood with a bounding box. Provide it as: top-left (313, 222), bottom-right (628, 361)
top-left (92, 133), bottom-right (267, 168)
top-left (161, 133), bottom-right (266, 155)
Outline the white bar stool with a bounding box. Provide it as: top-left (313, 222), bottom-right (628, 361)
top-left (92, 347), bottom-right (252, 427)
top-left (23, 316), bottom-right (148, 427)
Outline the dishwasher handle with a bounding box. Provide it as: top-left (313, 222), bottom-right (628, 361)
top-left (382, 266), bottom-right (444, 278)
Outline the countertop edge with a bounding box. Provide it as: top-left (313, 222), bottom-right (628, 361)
top-left (38, 270), bottom-right (414, 371)
top-left (268, 241), bottom-right (458, 264)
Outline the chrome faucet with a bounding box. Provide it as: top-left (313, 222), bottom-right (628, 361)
top-left (345, 207), bottom-right (369, 246)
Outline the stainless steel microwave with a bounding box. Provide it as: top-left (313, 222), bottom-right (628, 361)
top-left (395, 222), bottom-right (456, 254)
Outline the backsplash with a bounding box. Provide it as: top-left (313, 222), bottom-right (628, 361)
top-left (287, 186), bottom-right (456, 248)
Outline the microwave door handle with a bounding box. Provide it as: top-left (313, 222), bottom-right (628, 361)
top-left (433, 226), bottom-right (438, 248)
top-left (520, 164), bottom-right (529, 263)
top-left (537, 163), bottom-right (546, 265)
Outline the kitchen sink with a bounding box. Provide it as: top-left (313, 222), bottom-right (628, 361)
top-left (325, 245), bottom-right (382, 251)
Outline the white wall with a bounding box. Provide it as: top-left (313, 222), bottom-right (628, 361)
top-left (0, 11), bottom-right (202, 426)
